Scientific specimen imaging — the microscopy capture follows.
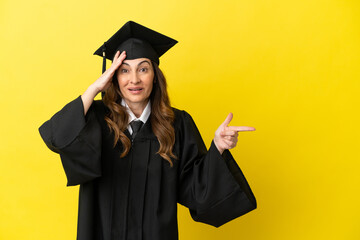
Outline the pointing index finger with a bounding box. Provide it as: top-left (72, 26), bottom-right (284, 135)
top-left (226, 126), bottom-right (256, 132)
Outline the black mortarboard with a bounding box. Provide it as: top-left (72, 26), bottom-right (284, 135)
top-left (94, 21), bottom-right (178, 73)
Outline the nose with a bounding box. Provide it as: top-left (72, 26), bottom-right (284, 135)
top-left (129, 71), bottom-right (141, 84)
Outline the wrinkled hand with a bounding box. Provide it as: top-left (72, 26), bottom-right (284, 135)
top-left (213, 113), bottom-right (256, 155)
top-left (92, 50), bottom-right (126, 93)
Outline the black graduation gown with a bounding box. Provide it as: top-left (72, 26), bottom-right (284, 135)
top-left (39, 96), bottom-right (256, 240)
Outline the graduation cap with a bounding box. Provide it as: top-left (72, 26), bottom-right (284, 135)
top-left (94, 21), bottom-right (178, 74)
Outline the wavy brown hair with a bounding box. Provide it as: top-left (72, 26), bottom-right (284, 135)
top-left (102, 61), bottom-right (176, 166)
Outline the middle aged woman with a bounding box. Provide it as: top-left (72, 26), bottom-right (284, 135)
top-left (39, 21), bottom-right (257, 240)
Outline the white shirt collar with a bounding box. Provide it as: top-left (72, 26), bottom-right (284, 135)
top-left (121, 99), bottom-right (151, 134)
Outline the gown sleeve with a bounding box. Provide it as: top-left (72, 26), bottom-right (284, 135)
top-left (177, 110), bottom-right (257, 227)
top-left (38, 96), bottom-right (102, 186)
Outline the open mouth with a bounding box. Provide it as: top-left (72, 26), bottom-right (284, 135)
top-left (128, 87), bottom-right (143, 93)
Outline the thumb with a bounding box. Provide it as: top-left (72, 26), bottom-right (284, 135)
top-left (221, 112), bottom-right (233, 127)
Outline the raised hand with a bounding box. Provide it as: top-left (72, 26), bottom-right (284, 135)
top-left (92, 50), bottom-right (127, 93)
top-left (213, 113), bottom-right (255, 155)
top-left (81, 51), bottom-right (126, 114)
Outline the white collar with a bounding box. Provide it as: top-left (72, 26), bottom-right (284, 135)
top-left (121, 99), bottom-right (151, 125)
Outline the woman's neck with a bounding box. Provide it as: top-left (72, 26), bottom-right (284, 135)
top-left (126, 100), bottom-right (149, 118)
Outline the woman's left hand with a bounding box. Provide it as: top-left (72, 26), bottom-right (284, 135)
top-left (213, 113), bottom-right (256, 155)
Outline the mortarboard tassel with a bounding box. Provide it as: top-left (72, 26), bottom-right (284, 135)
top-left (102, 42), bottom-right (106, 74)
top-left (101, 42), bottom-right (106, 98)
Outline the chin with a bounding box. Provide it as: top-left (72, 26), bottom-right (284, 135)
top-left (124, 96), bottom-right (149, 105)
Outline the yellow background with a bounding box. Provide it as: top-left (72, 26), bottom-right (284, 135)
top-left (1, 0), bottom-right (359, 239)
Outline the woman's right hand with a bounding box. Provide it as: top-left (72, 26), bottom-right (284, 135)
top-left (81, 50), bottom-right (126, 115)
top-left (91, 50), bottom-right (127, 93)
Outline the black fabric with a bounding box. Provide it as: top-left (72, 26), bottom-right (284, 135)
top-left (130, 120), bottom-right (143, 140)
top-left (39, 96), bottom-right (257, 240)
top-left (93, 21), bottom-right (178, 66)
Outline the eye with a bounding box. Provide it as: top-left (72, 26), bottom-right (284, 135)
top-left (139, 67), bottom-right (148, 73)
top-left (120, 68), bottom-right (128, 73)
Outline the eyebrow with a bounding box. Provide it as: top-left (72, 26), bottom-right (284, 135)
top-left (121, 60), bottom-right (151, 67)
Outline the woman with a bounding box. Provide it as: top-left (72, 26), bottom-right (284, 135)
top-left (39, 21), bottom-right (256, 240)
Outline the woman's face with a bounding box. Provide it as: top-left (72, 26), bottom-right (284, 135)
top-left (116, 58), bottom-right (154, 109)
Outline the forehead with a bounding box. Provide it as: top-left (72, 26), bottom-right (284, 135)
top-left (122, 58), bottom-right (152, 66)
